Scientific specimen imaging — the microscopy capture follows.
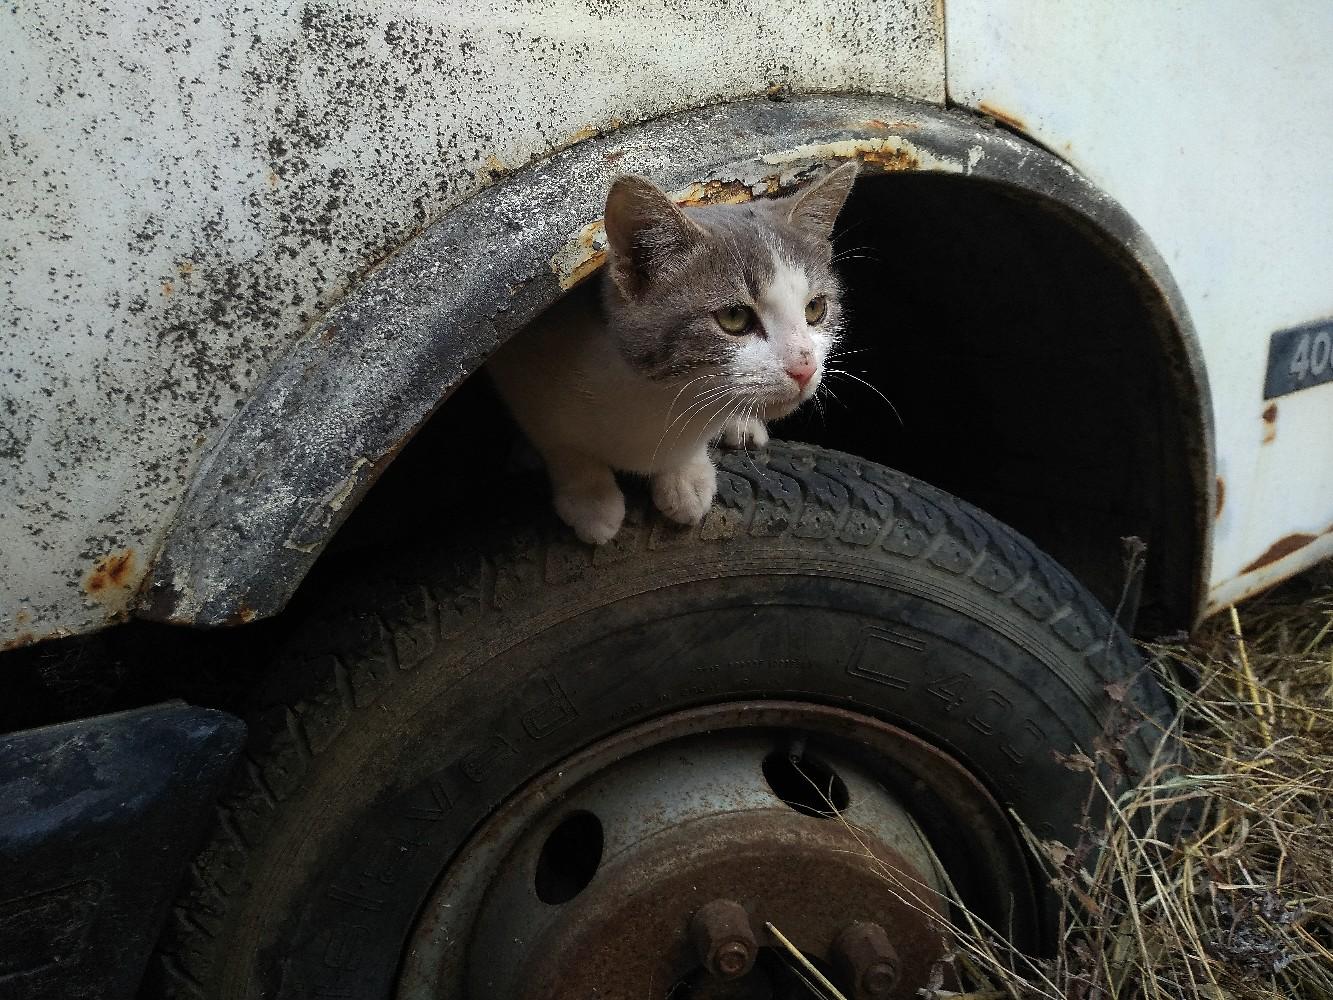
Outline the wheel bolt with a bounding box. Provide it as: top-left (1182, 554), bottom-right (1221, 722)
top-left (833, 921), bottom-right (900, 999)
top-left (689, 898), bottom-right (757, 980)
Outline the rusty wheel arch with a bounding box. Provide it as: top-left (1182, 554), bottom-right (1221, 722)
top-left (137, 93), bottom-right (1214, 631)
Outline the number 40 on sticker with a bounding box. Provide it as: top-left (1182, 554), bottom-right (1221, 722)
top-left (1264, 320), bottom-right (1333, 400)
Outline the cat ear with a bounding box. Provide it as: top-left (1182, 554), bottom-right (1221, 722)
top-left (603, 175), bottom-right (704, 298)
top-left (780, 161), bottom-right (859, 239)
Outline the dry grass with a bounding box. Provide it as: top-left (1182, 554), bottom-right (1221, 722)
top-left (926, 560), bottom-right (1333, 1000)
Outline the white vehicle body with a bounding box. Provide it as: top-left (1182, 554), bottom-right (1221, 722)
top-left (3, 1), bottom-right (1330, 651)
top-left (947, 2), bottom-right (1333, 613)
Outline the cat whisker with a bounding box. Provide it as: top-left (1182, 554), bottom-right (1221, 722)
top-left (831, 243), bottom-right (879, 263)
top-left (707, 393), bottom-right (754, 463)
top-left (831, 217), bottom-right (874, 244)
top-left (653, 386), bottom-right (735, 456)
top-left (669, 382), bottom-right (735, 421)
top-left (743, 401), bottom-right (761, 465)
top-left (726, 395), bottom-right (761, 467)
top-left (824, 368), bottom-right (904, 427)
top-left (826, 346), bottom-right (874, 360)
top-left (652, 383), bottom-right (744, 465)
top-left (650, 384), bottom-right (735, 466)
top-left (659, 372), bottom-right (727, 442)
top-left (818, 382), bottom-right (847, 410)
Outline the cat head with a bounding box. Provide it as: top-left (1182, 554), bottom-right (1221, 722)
top-left (601, 162), bottom-right (858, 418)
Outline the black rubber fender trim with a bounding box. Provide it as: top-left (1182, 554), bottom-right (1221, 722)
top-left (0, 703), bottom-right (245, 1000)
top-left (138, 93), bottom-right (1210, 629)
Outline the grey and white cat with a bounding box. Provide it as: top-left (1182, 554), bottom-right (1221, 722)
top-left (488, 162), bottom-right (858, 544)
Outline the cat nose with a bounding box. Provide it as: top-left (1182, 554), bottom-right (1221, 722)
top-left (786, 360), bottom-right (815, 389)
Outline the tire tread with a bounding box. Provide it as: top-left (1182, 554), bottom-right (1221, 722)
top-left (147, 441), bottom-right (1169, 998)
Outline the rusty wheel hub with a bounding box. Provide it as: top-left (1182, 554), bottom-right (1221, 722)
top-left (397, 703), bottom-right (1035, 1000)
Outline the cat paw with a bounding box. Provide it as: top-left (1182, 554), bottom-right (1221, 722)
top-left (652, 459), bottom-right (717, 525)
top-left (720, 415), bottom-right (769, 449)
top-left (555, 488), bottom-right (626, 545)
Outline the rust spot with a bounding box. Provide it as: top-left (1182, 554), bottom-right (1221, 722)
top-left (856, 145), bottom-right (918, 172)
top-left (678, 178), bottom-right (761, 207)
top-left (267, 171), bottom-right (279, 189)
top-left (978, 101), bottom-right (1026, 132)
top-left (161, 280), bottom-right (174, 296)
top-left (176, 260), bottom-right (194, 277)
top-left (1240, 533), bottom-right (1318, 574)
top-left (567, 124), bottom-right (600, 145)
top-left (224, 604), bottom-right (257, 626)
top-left (3, 625), bottom-right (73, 651)
top-left (1262, 402), bottom-right (1277, 443)
top-left (862, 118), bottom-right (919, 132)
top-left (603, 150), bottom-right (626, 164)
top-left (320, 323), bottom-right (338, 343)
top-left (85, 549), bottom-right (136, 595)
top-left (557, 175), bottom-right (785, 288)
top-left (2, 632), bottom-right (36, 652)
top-left (483, 153), bottom-right (507, 179)
top-left (1214, 476), bottom-right (1225, 520)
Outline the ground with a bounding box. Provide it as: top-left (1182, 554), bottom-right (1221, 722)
top-left (934, 560), bottom-right (1333, 1000)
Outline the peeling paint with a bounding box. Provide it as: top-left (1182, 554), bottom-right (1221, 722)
top-left (326, 458), bottom-right (370, 513)
top-left (553, 135), bottom-right (964, 290)
top-left (760, 135), bottom-right (955, 173)
top-left (284, 456), bottom-right (371, 553)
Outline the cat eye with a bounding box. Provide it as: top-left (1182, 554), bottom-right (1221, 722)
top-left (714, 304), bottom-right (755, 335)
top-left (805, 296), bottom-right (828, 324)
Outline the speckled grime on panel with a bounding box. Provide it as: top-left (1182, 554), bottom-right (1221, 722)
top-left (1, 0), bottom-right (944, 647)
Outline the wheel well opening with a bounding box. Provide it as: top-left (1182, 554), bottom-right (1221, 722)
top-left (326, 173), bottom-right (1205, 635)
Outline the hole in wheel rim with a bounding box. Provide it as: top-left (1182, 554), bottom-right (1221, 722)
top-left (534, 810), bottom-right (602, 904)
top-left (761, 750), bottom-right (850, 818)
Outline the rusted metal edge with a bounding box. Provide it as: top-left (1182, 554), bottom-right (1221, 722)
top-left (135, 94), bottom-right (1212, 625)
top-left (1205, 524), bottom-right (1333, 616)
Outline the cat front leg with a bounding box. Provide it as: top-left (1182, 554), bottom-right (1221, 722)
top-left (545, 447), bottom-right (626, 544)
top-left (652, 449), bottom-right (717, 525)
top-left (720, 414), bottom-right (769, 449)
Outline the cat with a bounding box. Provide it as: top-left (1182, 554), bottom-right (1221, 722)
top-left (488, 162), bottom-right (858, 544)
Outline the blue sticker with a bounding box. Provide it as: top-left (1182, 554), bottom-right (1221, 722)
top-left (1264, 319), bottom-right (1333, 400)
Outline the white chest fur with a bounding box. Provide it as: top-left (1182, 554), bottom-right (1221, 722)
top-left (488, 289), bottom-right (734, 475)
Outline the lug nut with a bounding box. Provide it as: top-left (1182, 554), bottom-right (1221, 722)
top-left (689, 898), bottom-right (757, 980)
top-left (833, 920), bottom-right (900, 999)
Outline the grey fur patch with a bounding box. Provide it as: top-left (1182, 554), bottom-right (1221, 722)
top-left (602, 166), bottom-right (856, 381)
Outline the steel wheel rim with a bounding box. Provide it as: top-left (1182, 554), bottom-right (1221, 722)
top-left (397, 700), bottom-right (1039, 999)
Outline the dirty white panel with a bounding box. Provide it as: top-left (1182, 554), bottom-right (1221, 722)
top-left (947, 1), bottom-right (1333, 615)
top-left (0, 1), bottom-right (943, 647)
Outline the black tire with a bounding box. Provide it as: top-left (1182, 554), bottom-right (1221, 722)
top-left (149, 442), bottom-right (1171, 999)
